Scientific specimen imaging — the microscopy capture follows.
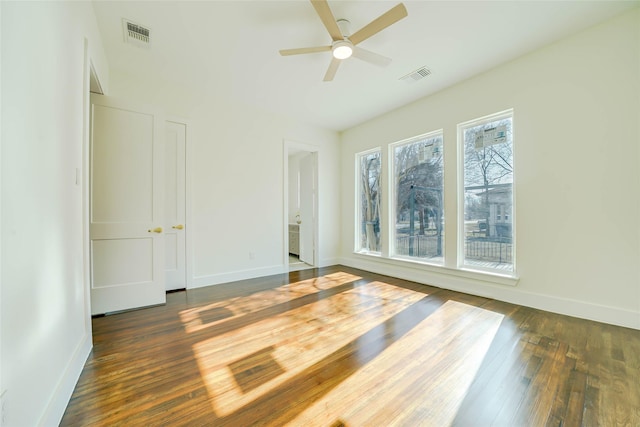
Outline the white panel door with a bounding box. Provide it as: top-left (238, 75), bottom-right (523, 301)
top-left (90, 94), bottom-right (165, 314)
top-left (299, 153), bottom-right (315, 265)
top-left (164, 121), bottom-right (186, 291)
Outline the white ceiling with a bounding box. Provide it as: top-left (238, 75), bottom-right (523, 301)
top-left (92, 1), bottom-right (638, 131)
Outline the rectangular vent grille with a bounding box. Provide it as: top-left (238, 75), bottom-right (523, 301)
top-left (123, 19), bottom-right (151, 48)
top-left (400, 66), bottom-right (431, 83)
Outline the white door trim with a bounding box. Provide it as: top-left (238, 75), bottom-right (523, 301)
top-left (83, 42), bottom-right (104, 320)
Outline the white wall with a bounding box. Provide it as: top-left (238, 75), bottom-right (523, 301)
top-left (0, 1), bottom-right (108, 425)
top-left (340, 9), bottom-right (640, 329)
top-left (107, 69), bottom-right (341, 288)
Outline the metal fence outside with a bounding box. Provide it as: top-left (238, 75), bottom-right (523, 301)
top-left (395, 234), bottom-right (512, 266)
top-left (395, 234), bottom-right (441, 258)
top-left (465, 237), bottom-right (512, 264)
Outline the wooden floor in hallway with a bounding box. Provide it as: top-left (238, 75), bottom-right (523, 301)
top-left (61, 265), bottom-right (640, 426)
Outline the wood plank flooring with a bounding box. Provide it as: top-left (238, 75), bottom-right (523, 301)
top-left (61, 265), bottom-right (640, 426)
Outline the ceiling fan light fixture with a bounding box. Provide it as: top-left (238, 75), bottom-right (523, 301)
top-left (332, 41), bottom-right (353, 59)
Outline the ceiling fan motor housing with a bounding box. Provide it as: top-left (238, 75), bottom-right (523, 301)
top-left (332, 18), bottom-right (353, 58)
top-left (336, 18), bottom-right (351, 37)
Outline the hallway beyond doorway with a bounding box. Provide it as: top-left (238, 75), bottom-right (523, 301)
top-left (288, 254), bottom-right (313, 272)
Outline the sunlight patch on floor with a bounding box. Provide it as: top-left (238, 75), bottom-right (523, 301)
top-left (179, 271), bottom-right (362, 333)
top-left (189, 280), bottom-right (425, 417)
top-left (289, 300), bottom-right (504, 426)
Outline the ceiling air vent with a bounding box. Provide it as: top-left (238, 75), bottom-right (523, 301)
top-left (123, 19), bottom-right (151, 48)
top-left (400, 66), bottom-right (431, 83)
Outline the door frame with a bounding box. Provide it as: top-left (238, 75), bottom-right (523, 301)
top-left (283, 140), bottom-right (319, 268)
top-left (82, 40), bottom-right (104, 322)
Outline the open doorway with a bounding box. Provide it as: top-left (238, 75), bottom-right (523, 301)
top-left (284, 141), bottom-right (318, 272)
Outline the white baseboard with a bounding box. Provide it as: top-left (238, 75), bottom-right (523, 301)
top-left (40, 331), bottom-right (92, 426)
top-left (190, 258), bottom-right (349, 289)
top-left (191, 264), bottom-right (286, 289)
top-left (338, 256), bottom-right (640, 330)
top-left (317, 257), bottom-right (341, 268)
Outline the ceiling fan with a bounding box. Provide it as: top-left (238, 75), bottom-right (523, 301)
top-left (279, 0), bottom-right (408, 81)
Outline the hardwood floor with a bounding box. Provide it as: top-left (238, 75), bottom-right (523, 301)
top-left (61, 266), bottom-right (640, 426)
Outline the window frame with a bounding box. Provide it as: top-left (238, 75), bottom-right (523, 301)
top-left (355, 147), bottom-right (382, 255)
top-left (457, 109), bottom-right (516, 275)
top-left (388, 130), bottom-right (445, 266)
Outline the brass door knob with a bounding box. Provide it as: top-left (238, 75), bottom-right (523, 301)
top-left (148, 227), bottom-right (163, 233)
top-left (172, 224), bottom-right (184, 230)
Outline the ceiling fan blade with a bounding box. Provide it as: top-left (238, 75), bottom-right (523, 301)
top-left (279, 46), bottom-right (332, 56)
top-left (352, 47), bottom-right (392, 67)
top-left (348, 3), bottom-right (408, 46)
top-left (310, 0), bottom-right (344, 42)
top-left (323, 57), bottom-right (341, 81)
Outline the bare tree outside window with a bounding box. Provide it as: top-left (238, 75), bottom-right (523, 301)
top-left (462, 113), bottom-right (514, 271)
top-left (358, 150), bottom-right (381, 253)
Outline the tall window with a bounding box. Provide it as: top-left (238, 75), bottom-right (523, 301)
top-left (391, 132), bottom-right (444, 264)
top-left (357, 149), bottom-right (381, 253)
top-left (460, 111), bottom-right (514, 272)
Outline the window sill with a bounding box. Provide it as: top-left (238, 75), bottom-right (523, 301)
top-left (352, 251), bottom-right (519, 287)
top-left (354, 250), bottom-right (382, 257)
